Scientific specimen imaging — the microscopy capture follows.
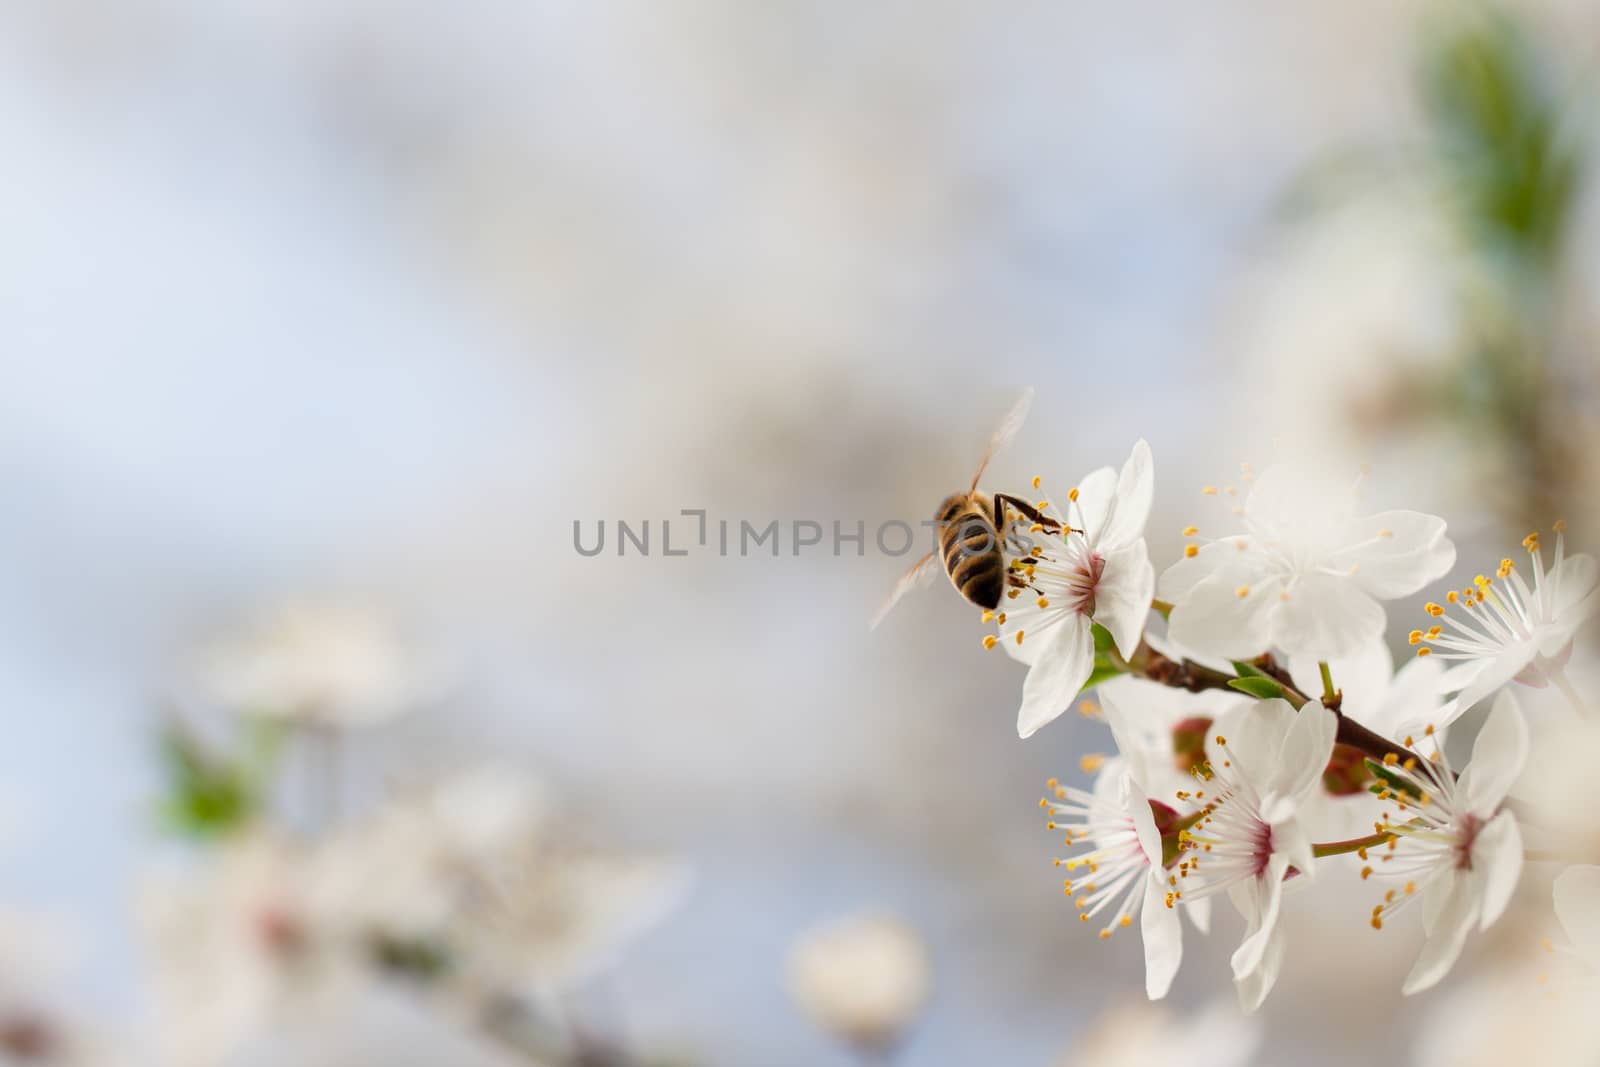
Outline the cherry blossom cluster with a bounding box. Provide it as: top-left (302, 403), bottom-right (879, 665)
top-left (977, 440), bottom-right (1599, 1011)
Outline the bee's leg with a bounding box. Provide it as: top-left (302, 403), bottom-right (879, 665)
top-left (994, 494), bottom-right (1077, 535)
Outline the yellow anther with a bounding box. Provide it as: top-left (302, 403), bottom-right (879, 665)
top-left (1378, 528), bottom-right (1394, 538)
top-left (1119, 915), bottom-right (1131, 928)
top-left (983, 634), bottom-right (998, 650)
top-left (1183, 525), bottom-right (1199, 536)
top-left (1079, 753), bottom-right (1106, 774)
top-left (1037, 500), bottom-right (1049, 511)
top-left (1554, 519), bottom-right (1568, 533)
top-left (1361, 866), bottom-right (1372, 880)
top-left (1008, 589), bottom-right (1020, 599)
top-left (1046, 778), bottom-right (1058, 789)
top-left (1099, 929), bottom-right (1111, 940)
top-left (1428, 626), bottom-right (1441, 639)
top-left (997, 612), bottom-right (1007, 625)
top-left (1416, 647), bottom-right (1432, 657)
top-left (1425, 602), bottom-right (1444, 617)
top-left (1214, 735), bottom-right (1227, 746)
top-left (1446, 591), bottom-right (1458, 603)
top-left (1032, 475), bottom-right (1042, 490)
top-left (1068, 488), bottom-right (1079, 502)
top-left (1524, 532), bottom-right (1541, 550)
top-left (982, 609), bottom-right (995, 623)
top-left (1078, 700), bottom-right (1101, 718)
top-left (1037, 596), bottom-right (1050, 609)
top-left (1202, 485), bottom-right (1218, 495)
top-left (1404, 881), bottom-right (1416, 895)
top-left (1015, 630), bottom-right (1025, 645)
top-left (1383, 753), bottom-right (1399, 766)
top-left (1235, 585), bottom-right (1250, 598)
top-left (1371, 916), bottom-right (1383, 930)
top-left (1184, 544), bottom-right (1199, 558)
top-left (1408, 630), bottom-right (1423, 645)
top-left (1031, 546), bottom-right (1044, 558)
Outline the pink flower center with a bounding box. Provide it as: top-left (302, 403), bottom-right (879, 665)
top-left (1059, 543), bottom-right (1106, 616)
top-left (1455, 813), bottom-right (1481, 871)
top-left (1249, 819), bottom-right (1275, 877)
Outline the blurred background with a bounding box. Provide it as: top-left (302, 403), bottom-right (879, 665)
top-left (3, 0), bottom-right (1599, 1064)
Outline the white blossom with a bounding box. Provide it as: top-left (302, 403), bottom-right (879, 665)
top-left (1363, 690), bottom-right (1528, 995)
top-left (993, 440), bottom-right (1156, 738)
top-left (1160, 465), bottom-right (1454, 661)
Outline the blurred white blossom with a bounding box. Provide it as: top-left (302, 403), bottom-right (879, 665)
top-left (786, 914), bottom-right (931, 1054)
top-left (188, 599), bottom-right (437, 729)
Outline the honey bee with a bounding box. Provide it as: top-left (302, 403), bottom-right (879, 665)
top-left (871, 387), bottom-right (1063, 628)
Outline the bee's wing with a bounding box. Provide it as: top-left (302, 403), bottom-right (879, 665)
top-left (869, 551), bottom-right (939, 630)
top-left (968, 386), bottom-right (1035, 495)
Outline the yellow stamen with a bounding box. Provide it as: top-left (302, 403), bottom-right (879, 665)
top-left (982, 634), bottom-right (997, 650)
top-left (1184, 544), bottom-right (1199, 558)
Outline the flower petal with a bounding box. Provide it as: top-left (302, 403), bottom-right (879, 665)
top-left (1093, 539), bottom-right (1154, 662)
top-left (1208, 700), bottom-right (1295, 788)
top-left (1473, 810), bottom-right (1522, 930)
top-left (1553, 864), bottom-right (1600, 968)
top-left (1460, 690), bottom-right (1529, 816)
top-left (1231, 856), bottom-right (1287, 980)
top-left (1452, 640), bottom-right (1540, 711)
top-left (1330, 510), bottom-right (1456, 599)
top-left (1166, 571), bottom-right (1282, 661)
top-left (1140, 874), bottom-right (1183, 1000)
top-left (1097, 439), bottom-right (1154, 551)
top-left (1127, 771), bottom-right (1164, 871)
top-left (1272, 574), bottom-right (1386, 661)
top-left (1267, 701), bottom-right (1339, 809)
top-left (1402, 874), bottom-right (1477, 995)
top-left (1072, 466), bottom-right (1118, 548)
top-left (1016, 614), bottom-right (1095, 739)
top-left (1553, 552), bottom-right (1600, 618)
top-left (1234, 921), bottom-right (1285, 1013)
top-left (1158, 538), bottom-right (1263, 604)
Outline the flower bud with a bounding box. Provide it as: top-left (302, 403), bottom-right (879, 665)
top-left (1321, 743), bottom-right (1372, 796)
top-left (1171, 716), bottom-right (1214, 773)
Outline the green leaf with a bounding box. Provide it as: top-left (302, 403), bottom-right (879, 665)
top-left (1231, 660), bottom-right (1273, 680)
top-left (1226, 677), bottom-right (1285, 700)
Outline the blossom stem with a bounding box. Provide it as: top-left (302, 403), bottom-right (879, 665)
top-left (1549, 665), bottom-right (1594, 719)
top-left (1311, 831), bottom-right (1392, 859)
top-left (1317, 662), bottom-right (1336, 704)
